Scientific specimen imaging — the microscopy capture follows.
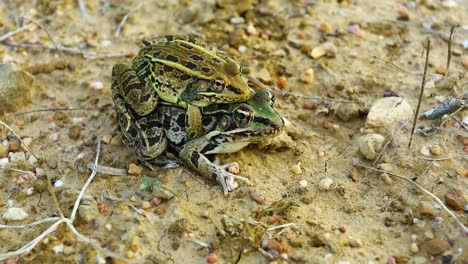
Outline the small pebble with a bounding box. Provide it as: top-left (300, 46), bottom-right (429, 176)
top-left (27, 155), bottom-right (37, 166)
top-left (100, 40), bottom-right (111, 47)
top-left (310, 46), bottom-right (326, 59)
top-left (89, 81), bottom-right (104, 90)
top-left (238, 45), bottom-right (247, 53)
top-left (397, 5), bottom-right (409, 21)
top-left (277, 76), bottom-right (287, 88)
top-left (424, 238), bottom-right (450, 256)
top-left (206, 252), bottom-right (218, 263)
top-left (249, 188), bottom-right (266, 204)
top-left (246, 23), bottom-right (257, 35)
top-left (2, 207), bottom-right (28, 221)
top-left (322, 42), bottom-right (338, 57)
top-left (299, 179), bottom-right (308, 188)
top-left (229, 17), bottom-right (244, 24)
top-left (462, 55), bottom-right (468, 68)
top-left (68, 125), bottom-right (81, 140)
top-left (35, 167), bottom-right (45, 177)
top-left (102, 134), bottom-right (113, 144)
top-left (110, 135), bottom-right (123, 146)
top-left (0, 157), bottom-right (9, 166)
top-left (21, 137), bottom-right (32, 147)
top-left (9, 152), bottom-right (26, 163)
top-left (152, 197), bottom-right (162, 206)
top-left (105, 223), bottom-right (112, 231)
top-left (430, 145), bottom-right (442, 156)
top-left (441, 0), bottom-right (457, 7)
top-left (410, 243), bottom-right (419, 253)
top-left (0, 144), bottom-right (7, 158)
top-left (300, 68), bottom-right (314, 84)
top-left (50, 133), bottom-right (59, 142)
top-left (26, 187), bottom-right (34, 195)
top-left (420, 146), bottom-right (431, 156)
top-left (319, 22), bottom-right (333, 33)
top-left (54, 180), bottom-right (63, 188)
top-left (141, 201), bottom-right (151, 210)
top-left (318, 178), bottom-right (334, 191)
top-left (435, 65), bottom-right (446, 75)
top-left (290, 163), bottom-right (302, 175)
top-left (128, 163), bottom-right (143, 176)
top-left (444, 188), bottom-right (465, 210)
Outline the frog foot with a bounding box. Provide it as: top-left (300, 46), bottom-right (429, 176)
top-left (214, 169), bottom-right (250, 195)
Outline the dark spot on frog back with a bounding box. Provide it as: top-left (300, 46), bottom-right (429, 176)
top-left (165, 54), bottom-right (179, 62)
top-left (201, 66), bottom-right (211, 74)
top-left (186, 61), bottom-right (197, 70)
top-left (190, 54), bottom-right (204, 61)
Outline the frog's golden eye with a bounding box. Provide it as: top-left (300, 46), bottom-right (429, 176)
top-left (233, 105), bottom-right (253, 127)
top-left (212, 79), bottom-right (225, 93)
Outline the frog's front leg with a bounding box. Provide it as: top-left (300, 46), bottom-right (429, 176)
top-left (112, 61), bottom-right (159, 117)
top-left (179, 137), bottom-right (250, 195)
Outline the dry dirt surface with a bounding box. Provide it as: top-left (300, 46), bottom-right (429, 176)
top-left (0, 0), bottom-right (467, 263)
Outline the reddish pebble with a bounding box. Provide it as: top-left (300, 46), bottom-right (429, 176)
top-left (172, 242), bottom-right (180, 250)
top-left (98, 204), bottom-right (108, 214)
top-left (435, 65), bottom-right (446, 75)
top-left (303, 102), bottom-right (316, 110)
top-left (277, 76), bottom-right (287, 88)
top-left (206, 252), bottom-right (218, 264)
top-left (322, 120), bottom-right (330, 129)
top-left (46, 115), bottom-right (54, 123)
top-left (338, 226), bottom-right (347, 233)
top-left (4, 257), bottom-right (18, 264)
top-left (16, 120), bottom-right (25, 129)
top-left (268, 215), bottom-right (280, 224)
top-left (152, 197), bottom-right (162, 206)
top-left (397, 5), bottom-right (409, 20)
top-left (463, 55), bottom-right (468, 68)
top-left (464, 146), bottom-right (468, 153)
top-left (297, 33), bottom-right (305, 39)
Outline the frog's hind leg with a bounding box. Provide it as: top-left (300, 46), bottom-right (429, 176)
top-left (112, 62), bottom-right (159, 117)
top-left (116, 110), bottom-right (167, 168)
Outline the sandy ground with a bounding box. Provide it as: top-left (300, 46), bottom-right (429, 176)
top-left (0, 0), bottom-right (467, 263)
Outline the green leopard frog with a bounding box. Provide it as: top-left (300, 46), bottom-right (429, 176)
top-left (111, 35), bottom-right (252, 139)
top-left (116, 89), bottom-right (284, 194)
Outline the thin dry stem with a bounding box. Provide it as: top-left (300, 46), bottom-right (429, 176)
top-left (373, 123), bottom-right (406, 165)
top-left (355, 163), bottom-right (468, 233)
top-left (418, 154), bottom-right (468, 161)
top-left (0, 42), bottom-right (133, 60)
top-left (115, 3), bottom-right (143, 38)
top-left (77, 0), bottom-right (89, 23)
top-left (409, 36), bottom-right (430, 147)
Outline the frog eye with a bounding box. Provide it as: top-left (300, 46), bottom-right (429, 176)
top-left (268, 90), bottom-right (275, 106)
top-left (233, 105), bottom-right (253, 127)
top-left (212, 79), bottom-right (225, 93)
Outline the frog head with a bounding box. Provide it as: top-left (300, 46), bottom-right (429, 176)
top-left (202, 89), bottom-right (284, 152)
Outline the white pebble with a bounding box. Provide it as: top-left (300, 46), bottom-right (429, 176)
top-left (6, 199), bottom-right (13, 207)
top-left (9, 152), bottom-right (26, 163)
top-left (2, 207), bottom-right (29, 221)
top-left (28, 155), bottom-right (38, 166)
top-left (35, 167), bottom-right (45, 177)
top-left (299, 180), bottom-right (308, 188)
top-left (441, 0), bottom-right (457, 7)
top-left (54, 180), bottom-right (63, 188)
top-left (26, 188), bottom-right (34, 195)
top-left (238, 45), bottom-right (247, 53)
top-left (100, 40), bottom-right (111, 47)
top-left (420, 146), bottom-right (431, 156)
top-left (318, 178), bottom-right (334, 191)
top-left (229, 17), bottom-right (245, 24)
top-left (463, 116), bottom-right (468, 126)
top-left (50, 133), bottom-right (59, 141)
top-left (246, 23), bottom-right (257, 35)
top-left (105, 223), bottom-right (112, 231)
top-left (0, 157), bottom-right (9, 166)
top-left (89, 81), bottom-right (104, 90)
top-left (291, 163), bottom-right (303, 174)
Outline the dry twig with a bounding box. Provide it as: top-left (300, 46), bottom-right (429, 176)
top-left (355, 163), bottom-right (468, 233)
top-left (408, 36), bottom-right (430, 147)
top-left (115, 3), bottom-right (143, 38)
top-left (0, 140), bottom-right (131, 262)
top-left (0, 42), bottom-right (133, 60)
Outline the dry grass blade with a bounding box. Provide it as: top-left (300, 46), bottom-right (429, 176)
top-left (115, 3), bottom-right (143, 38)
top-left (355, 163), bottom-right (468, 233)
top-left (408, 36), bottom-right (430, 147)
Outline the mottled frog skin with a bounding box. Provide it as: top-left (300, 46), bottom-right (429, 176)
top-left (111, 35), bottom-right (252, 140)
top-left (116, 89), bottom-right (284, 194)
